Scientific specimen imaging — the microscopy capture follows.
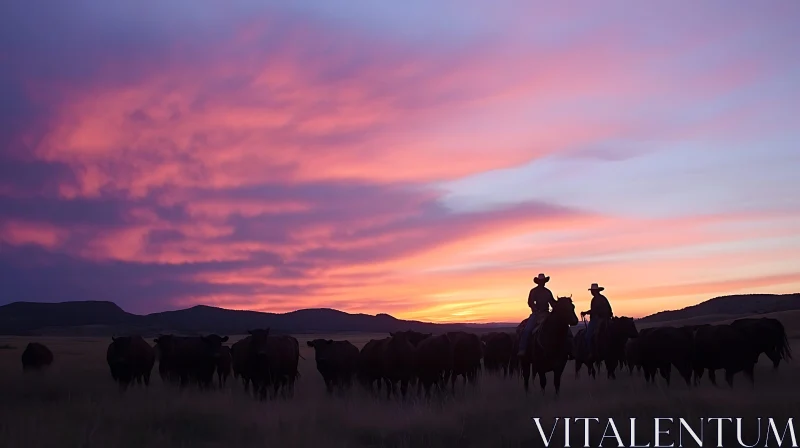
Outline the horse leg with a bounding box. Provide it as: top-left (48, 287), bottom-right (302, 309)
top-left (574, 360), bottom-right (581, 379)
top-left (554, 363), bottom-right (566, 396)
top-left (521, 361), bottom-right (531, 393)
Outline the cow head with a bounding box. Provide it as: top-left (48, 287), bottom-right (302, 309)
top-left (307, 339), bottom-right (337, 361)
top-left (153, 334), bottom-right (176, 358)
top-left (612, 317), bottom-right (639, 339)
top-left (201, 334), bottom-right (230, 359)
top-left (247, 328), bottom-right (271, 359)
top-left (307, 339), bottom-right (334, 348)
top-left (110, 336), bottom-right (134, 363)
top-left (389, 330), bottom-right (430, 347)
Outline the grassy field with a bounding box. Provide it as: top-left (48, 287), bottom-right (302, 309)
top-left (0, 317), bottom-right (798, 447)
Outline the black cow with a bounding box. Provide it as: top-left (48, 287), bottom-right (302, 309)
top-left (731, 317), bottom-right (792, 369)
top-left (481, 332), bottom-right (514, 377)
top-left (245, 329), bottom-right (300, 400)
top-left (692, 324), bottom-right (760, 387)
top-left (21, 342), bottom-right (53, 372)
top-left (414, 334), bottom-right (452, 397)
top-left (107, 336), bottom-right (155, 391)
top-left (153, 334), bottom-right (229, 389)
top-left (307, 339), bottom-right (359, 394)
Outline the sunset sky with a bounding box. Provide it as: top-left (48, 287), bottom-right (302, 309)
top-left (1, 1), bottom-right (799, 323)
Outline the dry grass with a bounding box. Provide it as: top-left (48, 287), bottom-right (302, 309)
top-left (0, 328), bottom-right (798, 447)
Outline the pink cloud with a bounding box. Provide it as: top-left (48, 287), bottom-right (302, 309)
top-left (2, 2), bottom-right (798, 321)
top-left (0, 221), bottom-right (68, 249)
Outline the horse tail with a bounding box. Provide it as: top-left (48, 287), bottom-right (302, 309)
top-left (775, 320), bottom-right (792, 361)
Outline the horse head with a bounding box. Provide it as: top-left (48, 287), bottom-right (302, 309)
top-left (554, 295), bottom-right (579, 327)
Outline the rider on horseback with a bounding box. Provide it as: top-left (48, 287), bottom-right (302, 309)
top-left (517, 273), bottom-right (557, 356)
top-left (580, 283), bottom-right (614, 355)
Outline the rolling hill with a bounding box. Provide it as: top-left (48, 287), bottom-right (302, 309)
top-left (0, 301), bottom-right (474, 336)
top-left (637, 293), bottom-right (800, 323)
top-left (0, 292), bottom-right (797, 336)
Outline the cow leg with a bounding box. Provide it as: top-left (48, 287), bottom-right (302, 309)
top-left (766, 349), bottom-right (781, 369)
top-left (643, 366), bottom-right (654, 383)
top-left (659, 363), bottom-right (671, 386)
top-left (606, 360), bottom-right (615, 380)
top-left (693, 367), bottom-right (704, 386)
top-left (708, 369), bottom-right (718, 386)
top-left (743, 364), bottom-right (755, 387)
top-left (724, 369), bottom-right (735, 388)
top-left (574, 360), bottom-right (581, 379)
top-left (400, 379), bottom-right (409, 398)
top-left (539, 371), bottom-right (547, 393)
top-left (384, 379), bottom-right (393, 399)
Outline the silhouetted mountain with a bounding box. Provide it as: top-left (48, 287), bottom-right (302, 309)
top-left (638, 293), bottom-right (800, 324)
top-left (0, 301), bottom-right (141, 334)
top-left (0, 301), bottom-right (470, 336)
top-left (143, 305), bottom-right (469, 335)
top-left (2, 293), bottom-right (796, 336)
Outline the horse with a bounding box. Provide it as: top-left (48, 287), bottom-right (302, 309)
top-left (573, 315), bottom-right (638, 380)
top-left (516, 296), bottom-right (579, 395)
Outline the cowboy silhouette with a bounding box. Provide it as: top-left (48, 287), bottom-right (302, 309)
top-left (517, 273), bottom-right (557, 356)
top-left (580, 283), bottom-right (614, 354)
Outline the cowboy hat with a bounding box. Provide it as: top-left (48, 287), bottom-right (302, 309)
top-left (588, 283), bottom-right (605, 292)
top-left (533, 273), bottom-right (550, 284)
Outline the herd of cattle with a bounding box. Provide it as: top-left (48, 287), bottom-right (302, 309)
top-left (16, 316), bottom-right (792, 399)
